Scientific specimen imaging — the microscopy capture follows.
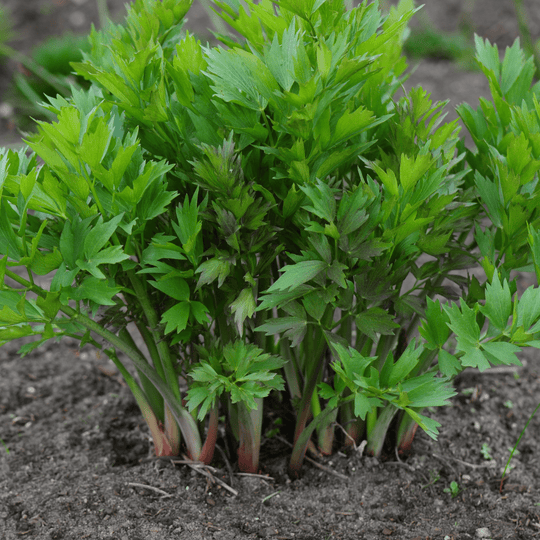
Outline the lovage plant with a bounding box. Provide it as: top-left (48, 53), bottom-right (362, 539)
top-left (3, 0), bottom-right (540, 478)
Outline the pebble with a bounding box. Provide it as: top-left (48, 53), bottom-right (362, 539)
top-left (69, 11), bottom-right (86, 27)
top-left (476, 528), bottom-right (492, 538)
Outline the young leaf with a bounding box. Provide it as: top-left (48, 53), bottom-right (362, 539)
top-left (267, 260), bottom-right (328, 292)
top-left (387, 339), bottom-right (423, 388)
top-left (419, 297), bottom-right (450, 350)
top-left (478, 273), bottom-right (512, 331)
top-left (355, 307), bottom-right (399, 342)
top-left (161, 302), bottom-right (191, 334)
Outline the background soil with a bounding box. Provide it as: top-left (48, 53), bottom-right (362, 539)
top-left (1, 1), bottom-right (540, 539)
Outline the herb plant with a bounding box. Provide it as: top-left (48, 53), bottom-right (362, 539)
top-left (2, 0), bottom-right (540, 478)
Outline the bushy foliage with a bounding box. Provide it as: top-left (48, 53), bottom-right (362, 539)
top-left (2, 0), bottom-right (540, 476)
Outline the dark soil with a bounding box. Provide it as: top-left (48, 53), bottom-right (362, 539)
top-left (2, 1), bottom-right (540, 539)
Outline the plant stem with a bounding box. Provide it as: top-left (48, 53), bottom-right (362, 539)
top-left (236, 398), bottom-right (263, 473)
top-left (105, 347), bottom-right (175, 456)
top-left (395, 409), bottom-right (420, 456)
top-left (199, 405), bottom-right (219, 465)
top-left (127, 271), bottom-right (181, 401)
top-left (365, 402), bottom-right (398, 458)
top-left (69, 306), bottom-right (201, 456)
top-left (289, 396), bottom-right (354, 478)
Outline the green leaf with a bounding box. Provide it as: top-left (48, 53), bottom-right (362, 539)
top-left (399, 153), bottom-right (433, 193)
top-left (83, 214), bottom-right (125, 259)
top-left (438, 349), bottom-right (461, 377)
top-left (195, 255), bottom-right (232, 289)
top-left (444, 301), bottom-right (480, 349)
top-left (516, 284), bottom-right (540, 332)
top-left (36, 292), bottom-right (61, 320)
top-left (230, 288), bottom-right (257, 335)
top-left (404, 408), bottom-right (441, 440)
top-left (63, 277), bottom-right (121, 306)
top-left (481, 341), bottom-right (522, 367)
top-left (462, 346), bottom-right (491, 371)
top-left (267, 260), bottom-right (328, 292)
top-left (256, 317), bottom-right (307, 340)
top-left (330, 106), bottom-right (377, 147)
top-left (161, 301), bottom-right (190, 334)
top-left (300, 180), bottom-right (336, 223)
top-left (419, 297), bottom-right (450, 350)
top-left (150, 277), bottom-right (190, 302)
top-left (474, 172), bottom-right (504, 228)
top-left (190, 301), bottom-right (210, 325)
top-left (401, 373), bottom-right (456, 408)
top-left (76, 245), bottom-right (129, 279)
top-left (302, 291), bottom-right (326, 321)
top-left (0, 199), bottom-right (22, 259)
top-left (478, 273), bottom-right (512, 331)
top-left (355, 307), bottom-right (399, 342)
top-left (387, 339), bottom-right (423, 387)
top-left (354, 392), bottom-right (379, 420)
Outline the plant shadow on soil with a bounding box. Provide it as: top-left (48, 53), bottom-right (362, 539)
top-left (2, 0), bottom-right (540, 538)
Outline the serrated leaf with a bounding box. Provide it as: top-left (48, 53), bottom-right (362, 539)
top-left (355, 307), bottom-right (399, 342)
top-left (461, 346), bottom-right (491, 371)
top-left (256, 316), bottom-right (307, 337)
top-left (481, 341), bottom-right (522, 367)
top-left (64, 277), bottom-right (121, 306)
top-left (300, 180), bottom-right (336, 223)
top-left (478, 273), bottom-right (512, 331)
top-left (419, 297), bottom-right (450, 349)
top-left (161, 301), bottom-right (190, 334)
top-left (83, 213), bottom-right (124, 259)
top-left (150, 277), bottom-right (190, 302)
top-left (190, 301), bottom-right (210, 325)
top-left (230, 288), bottom-right (256, 335)
top-left (516, 285), bottom-right (540, 332)
top-left (404, 409), bottom-right (441, 440)
top-left (401, 373), bottom-right (456, 407)
top-left (195, 256), bottom-right (232, 289)
top-left (76, 245), bottom-right (129, 279)
top-left (268, 260), bottom-right (328, 292)
top-left (444, 301), bottom-right (480, 348)
top-left (0, 199), bottom-right (22, 259)
top-left (354, 392), bottom-right (380, 420)
top-left (302, 291), bottom-right (326, 321)
top-left (399, 153), bottom-right (433, 193)
top-left (36, 292), bottom-right (61, 320)
top-left (387, 339), bottom-right (423, 387)
top-left (438, 349), bottom-right (461, 377)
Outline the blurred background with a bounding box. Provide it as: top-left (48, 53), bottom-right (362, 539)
top-left (0, 0), bottom-right (538, 149)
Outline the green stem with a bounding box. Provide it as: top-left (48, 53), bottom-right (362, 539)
top-left (236, 399), bottom-right (263, 473)
top-left (199, 405), bottom-right (219, 465)
top-left (288, 396), bottom-right (353, 478)
top-left (67, 306), bottom-right (200, 456)
top-left (119, 325), bottom-right (165, 421)
top-left (339, 390), bottom-right (365, 447)
top-left (317, 406), bottom-right (337, 455)
top-left (395, 408), bottom-right (420, 456)
top-left (291, 324), bottom-right (327, 447)
top-left (365, 402), bottom-right (398, 458)
top-left (127, 270), bottom-right (181, 401)
top-left (105, 347), bottom-right (175, 456)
